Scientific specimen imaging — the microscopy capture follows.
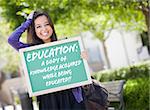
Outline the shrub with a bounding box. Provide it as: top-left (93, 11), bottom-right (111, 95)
top-left (93, 61), bottom-right (150, 81)
top-left (124, 78), bottom-right (149, 110)
top-left (92, 61), bottom-right (150, 110)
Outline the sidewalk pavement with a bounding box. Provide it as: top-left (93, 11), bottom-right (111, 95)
top-left (0, 102), bottom-right (39, 110)
top-left (0, 102), bottom-right (115, 110)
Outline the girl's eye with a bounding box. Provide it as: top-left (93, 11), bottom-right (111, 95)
top-left (36, 26), bottom-right (41, 29)
top-left (45, 23), bottom-right (50, 26)
top-left (35, 23), bottom-right (50, 29)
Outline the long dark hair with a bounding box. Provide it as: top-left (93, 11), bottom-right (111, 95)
top-left (27, 10), bottom-right (57, 45)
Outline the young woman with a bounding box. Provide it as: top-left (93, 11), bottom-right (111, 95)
top-left (8, 10), bottom-right (86, 110)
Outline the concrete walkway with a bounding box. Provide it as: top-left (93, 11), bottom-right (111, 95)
top-left (0, 102), bottom-right (39, 110)
top-left (0, 103), bottom-right (115, 110)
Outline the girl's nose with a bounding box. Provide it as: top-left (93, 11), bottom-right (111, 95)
top-left (42, 26), bottom-right (46, 30)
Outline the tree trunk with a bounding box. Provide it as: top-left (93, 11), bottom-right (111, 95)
top-left (141, 4), bottom-right (150, 52)
top-left (102, 41), bottom-right (111, 69)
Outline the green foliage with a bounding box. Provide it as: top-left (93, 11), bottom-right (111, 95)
top-left (0, 0), bottom-right (29, 29)
top-left (124, 78), bottom-right (149, 110)
top-left (92, 61), bottom-right (150, 109)
top-left (0, 0), bottom-right (148, 35)
top-left (93, 60), bottom-right (150, 81)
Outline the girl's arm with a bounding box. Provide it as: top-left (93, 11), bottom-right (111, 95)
top-left (8, 19), bottom-right (32, 51)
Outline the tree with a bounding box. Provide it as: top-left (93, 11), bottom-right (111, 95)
top-left (0, 19), bottom-right (19, 74)
top-left (78, 0), bottom-right (149, 68)
top-left (0, 0), bottom-right (148, 73)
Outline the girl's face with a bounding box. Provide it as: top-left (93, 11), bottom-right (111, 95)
top-left (34, 15), bottom-right (53, 43)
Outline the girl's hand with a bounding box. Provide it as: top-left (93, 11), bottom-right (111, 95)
top-left (80, 50), bottom-right (88, 60)
top-left (27, 11), bottom-right (35, 20)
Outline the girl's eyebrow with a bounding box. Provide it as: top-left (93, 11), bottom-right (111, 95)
top-left (35, 24), bottom-right (40, 26)
top-left (35, 21), bottom-right (49, 26)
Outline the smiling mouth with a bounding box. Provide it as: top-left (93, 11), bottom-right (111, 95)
top-left (42, 32), bottom-right (49, 36)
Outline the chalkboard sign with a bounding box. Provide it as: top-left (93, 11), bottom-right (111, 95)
top-left (19, 37), bottom-right (92, 97)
